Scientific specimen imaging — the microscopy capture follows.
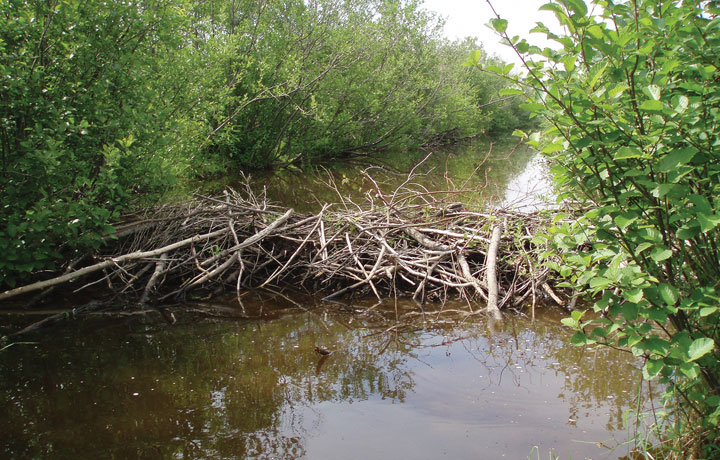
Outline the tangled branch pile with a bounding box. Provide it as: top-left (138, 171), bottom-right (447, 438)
top-left (0, 176), bottom-right (569, 317)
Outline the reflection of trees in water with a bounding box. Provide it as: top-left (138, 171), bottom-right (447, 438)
top-left (0, 310), bottom-right (416, 459)
top-left (242, 139), bottom-right (537, 212)
top-left (0, 303), bottom-right (648, 459)
top-left (451, 315), bottom-right (647, 432)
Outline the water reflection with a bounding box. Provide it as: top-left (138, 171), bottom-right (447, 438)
top-left (0, 299), bottom-right (652, 459)
top-left (201, 139), bottom-right (548, 212)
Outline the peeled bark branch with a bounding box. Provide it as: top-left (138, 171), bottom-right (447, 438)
top-left (0, 228), bottom-right (229, 301)
top-left (485, 224), bottom-right (503, 320)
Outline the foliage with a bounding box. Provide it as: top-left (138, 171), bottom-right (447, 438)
top-left (0, 0), bottom-right (216, 286)
top-left (0, 0), bottom-right (531, 288)
top-left (198, 0), bottom-right (532, 169)
top-left (471, 0), bottom-right (720, 456)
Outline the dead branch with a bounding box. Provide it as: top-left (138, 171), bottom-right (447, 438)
top-left (0, 175), bottom-right (573, 315)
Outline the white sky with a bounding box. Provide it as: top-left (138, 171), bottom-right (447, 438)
top-left (421, 0), bottom-right (562, 65)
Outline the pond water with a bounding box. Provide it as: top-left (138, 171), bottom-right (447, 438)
top-left (0, 142), bottom-right (653, 459)
top-left (201, 138), bottom-right (553, 212)
top-left (0, 296), bottom-right (654, 460)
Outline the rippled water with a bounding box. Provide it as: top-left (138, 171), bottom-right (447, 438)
top-left (0, 296), bottom-right (655, 459)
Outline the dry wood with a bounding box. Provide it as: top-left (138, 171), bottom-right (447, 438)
top-left (0, 228), bottom-right (230, 301)
top-left (485, 224), bottom-right (503, 320)
top-left (0, 174), bottom-right (572, 315)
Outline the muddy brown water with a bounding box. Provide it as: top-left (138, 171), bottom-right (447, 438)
top-left (0, 143), bottom-right (656, 459)
top-left (0, 296), bottom-right (656, 460)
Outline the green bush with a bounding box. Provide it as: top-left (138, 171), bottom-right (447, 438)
top-left (0, 0), bottom-right (202, 286)
top-left (473, 0), bottom-right (720, 456)
top-left (200, 0), bottom-right (530, 169)
top-left (0, 0), bottom-right (529, 288)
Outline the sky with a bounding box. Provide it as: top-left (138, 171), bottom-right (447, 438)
top-left (421, 0), bottom-right (561, 65)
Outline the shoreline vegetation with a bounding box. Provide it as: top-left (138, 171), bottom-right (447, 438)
top-left (474, 0), bottom-right (720, 457)
top-left (0, 0), bottom-right (532, 290)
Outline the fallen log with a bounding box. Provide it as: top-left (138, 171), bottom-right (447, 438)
top-left (0, 227), bottom-right (230, 301)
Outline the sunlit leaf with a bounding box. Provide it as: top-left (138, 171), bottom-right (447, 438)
top-left (489, 18), bottom-right (508, 34)
top-left (639, 100), bottom-right (664, 113)
top-left (650, 247), bottom-right (672, 262)
top-left (657, 147), bottom-right (698, 172)
top-left (688, 338), bottom-right (715, 361)
top-left (658, 283), bottom-right (679, 306)
top-left (643, 359), bottom-right (664, 379)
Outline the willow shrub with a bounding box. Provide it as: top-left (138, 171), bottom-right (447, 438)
top-left (200, 0), bottom-right (530, 169)
top-left (470, 0), bottom-right (720, 456)
top-left (0, 1), bottom-right (218, 287)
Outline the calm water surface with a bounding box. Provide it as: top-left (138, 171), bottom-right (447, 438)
top-left (1, 143), bottom-right (648, 459)
top-left (0, 296), bottom-right (654, 460)
top-left (202, 139), bottom-right (553, 212)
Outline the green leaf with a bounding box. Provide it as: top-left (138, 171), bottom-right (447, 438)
top-left (614, 213), bottom-right (637, 230)
top-left (650, 247), bottom-right (672, 262)
top-left (539, 3), bottom-right (565, 16)
top-left (698, 213), bottom-right (720, 233)
top-left (678, 362), bottom-right (700, 379)
top-left (614, 146), bottom-right (643, 160)
top-left (570, 331), bottom-right (590, 345)
top-left (643, 337), bottom-right (670, 355)
top-left (689, 194), bottom-right (712, 214)
top-left (519, 103), bottom-right (544, 113)
top-left (499, 87), bottom-right (524, 96)
top-left (587, 24), bottom-right (604, 39)
top-left (688, 338), bottom-right (715, 361)
top-left (658, 283), bottom-right (679, 306)
top-left (674, 95), bottom-right (689, 113)
top-left (634, 242), bottom-right (653, 255)
top-left (623, 288), bottom-right (644, 303)
top-left (676, 224), bottom-right (700, 240)
top-left (463, 49), bottom-right (483, 67)
top-left (566, 0), bottom-right (588, 15)
top-left (589, 276), bottom-right (613, 290)
top-left (639, 100), bottom-right (664, 113)
top-left (489, 18), bottom-right (508, 34)
top-left (622, 302), bottom-right (638, 321)
top-left (646, 84), bottom-right (661, 100)
top-left (657, 147), bottom-right (698, 172)
top-left (609, 83), bottom-right (629, 98)
top-left (643, 359), bottom-right (664, 379)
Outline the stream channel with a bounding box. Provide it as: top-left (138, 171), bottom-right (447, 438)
top-left (0, 141), bottom-right (657, 459)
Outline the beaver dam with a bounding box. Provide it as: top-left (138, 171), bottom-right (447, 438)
top-left (0, 171), bottom-right (575, 333)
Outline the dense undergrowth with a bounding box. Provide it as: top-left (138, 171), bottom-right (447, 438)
top-left (0, 0), bottom-right (531, 288)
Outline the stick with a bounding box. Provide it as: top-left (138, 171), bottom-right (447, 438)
top-left (0, 228), bottom-right (230, 301)
top-left (542, 282), bottom-right (564, 306)
top-left (140, 253), bottom-right (168, 304)
top-left (485, 224), bottom-right (503, 320)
